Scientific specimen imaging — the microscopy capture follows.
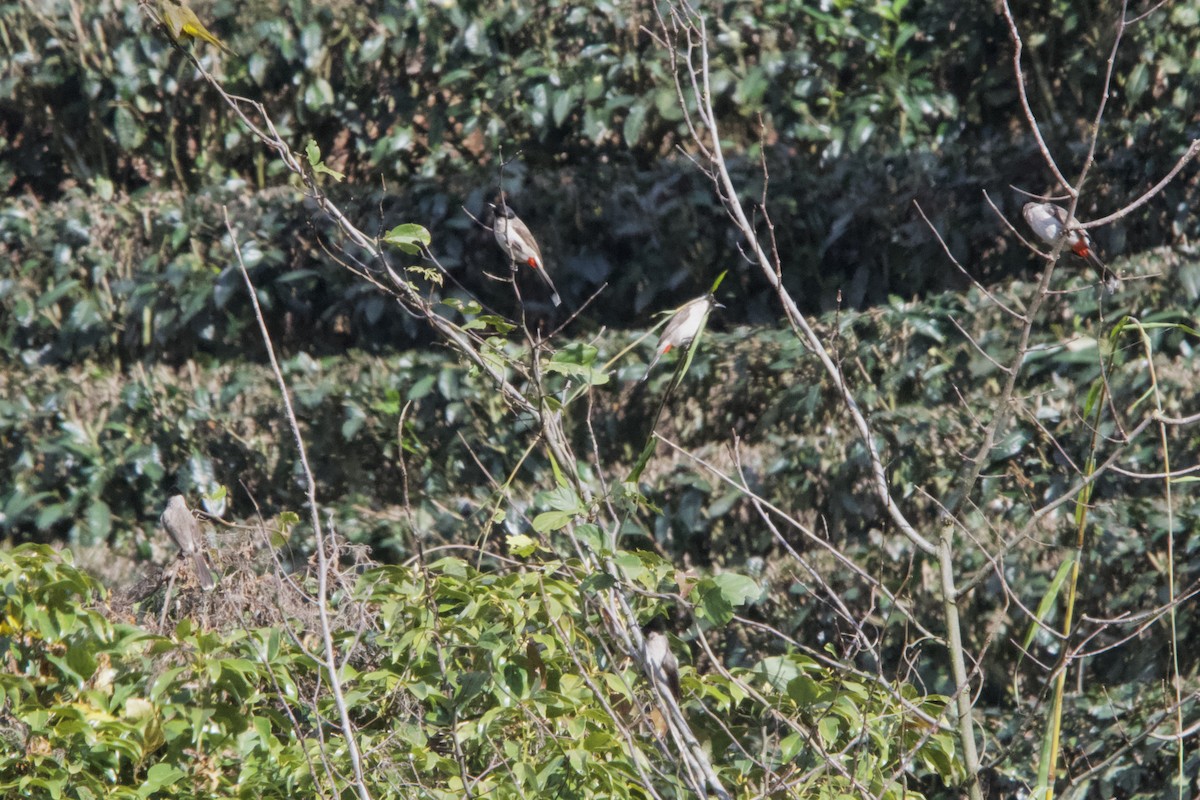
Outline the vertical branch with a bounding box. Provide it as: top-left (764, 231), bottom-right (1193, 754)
top-left (999, 5), bottom-right (1184, 796)
top-left (938, 524), bottom-right (984, 794)
top-left (999, 0), bottom-right (1072, 192)
top-left (648, 6), bottom-right (984, 799)
top-left (1131, 320), bottom-right (1184, 795)
top-left (224, 208), bottom-right (373, 800)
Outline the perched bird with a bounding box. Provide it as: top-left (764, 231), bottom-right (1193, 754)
top-left (157, 0), bottom-right (236, 56)
top-left (160, 495), bottom-right (216, 590)
top-left (489, 203), bottom-right (562, 307)
top-left (643, 294), bottom-right (722, 379)
top-left (644, 628), bottom-right (681, 702)
top-left (1022, 201), bottom-right (1104, 272)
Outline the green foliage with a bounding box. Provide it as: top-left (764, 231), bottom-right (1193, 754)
top-left (304, 139), bottom-right (345, 182)
top-left (6, 250), bottom-right (1200, 576)
top-left (0, 546), bottom-right (955, 798)
top-left (382, 222), bottom-right (432, 255)
top-left (7, 252), bottom-right (1200, 792)
top-left (0, 546), bottom-right (176, 796)
top-left (3, 0), bottom-right (1200, 797)
top-left (2, 0), bottom-right (1197, 331)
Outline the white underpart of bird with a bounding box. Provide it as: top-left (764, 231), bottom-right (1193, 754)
top-left (1022, 201), bottom-right (1104, 271)
top-left (491, 205), bottom-right (562, 307)
top-left (643, 294), bottom-right (718, 379)
top-left (644, 630), bottom-right (681, 701)
top-left (161, 494), bottom-right (215, 590)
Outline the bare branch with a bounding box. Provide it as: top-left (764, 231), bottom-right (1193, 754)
top-left (999, 0), bottom-right (1073, 192)
top-left (224, 208), bottom-right (372, 800)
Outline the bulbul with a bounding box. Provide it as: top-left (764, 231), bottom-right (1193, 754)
top-left (490, 203), bottom-right (562, 307)
top-left (157, 0), bottom-right (236, 56)
top-left (644, 629), bottom-right (681, 702)
top-left (1022, 201), bottom-right (1104, 272)
top-left (643, 294), bottom-right (722, 379)
top-left (160, 495), bottom-right (216, 590)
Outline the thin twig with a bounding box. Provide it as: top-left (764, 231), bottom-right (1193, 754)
top-left (224, 208), bottom-right (372, 800)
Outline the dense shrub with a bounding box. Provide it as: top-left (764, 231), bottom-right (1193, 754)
top-left (2, 0), bottom-right (1197, 351)
top-left (3, 1), bottom-right (1199, 797)
top-left (0, 545), bottom-right (960, 798)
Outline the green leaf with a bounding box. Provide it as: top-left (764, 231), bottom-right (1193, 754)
top-left (780, 732), bottom-right (805, 762)
top-left (141, 763), bottom-right (185, 794)
top-left (304, 139), bottom-right (345, 182)
top-left (93, 177), bottom-right (115, 202)
top-left (383, 223), bottom-right (432, 254)
top-left (407, 265), bottom-right (444, 286)
top-left (696, 582), bottom-right (734, 625)
top-left (542, 486), bottom-right (584, 513)
top-left (441, 298), bottom-right (483, 314)
top-left (693, 573), bottom-right (760, 626)
top-left (506, 534), bottom-right (539, 557)
top-left (304, 77), bottom-right (335, 110)
top-left (753, 655), bottom-right (801, 691)
top-left (1020, 555), bottom-right (1075, 652)
top-left (818, 716), bottom-right (842, 748)
top-left (786, 674), bottom-right (823, 706)
top-left (463, 314), bottom-right (516, 334)
top-left (710, 572), bottom-right (761, 607)
top-left (545, 343), bottom-right (609, 385)
top-left (532, 510), bottom-right (574, 532)
top-left (114, 106), bottom-right (146, 150)
top-left (611, 552), bottom-right (644, 583)
top-left (553, 89), bottom-right (575, 127)
top-left (573, 523), bottom-right (605, 552)
top-left (1125, 61), bottom-right (1148, 106)
top-left (623, 102), bottom-right (647, 145)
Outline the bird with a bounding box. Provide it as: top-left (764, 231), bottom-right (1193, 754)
top-left (1022, 201), bottom-right (1104, 272)
top-left (160, 495), bottom-right (216, 590)
top-left (157, 0), bottom-right (236, 57)
top-left (644, 628), bottom-right (681, 702)
top-left (642, 294), bottom-right (722, 379)
top-left (489, 202), bottom-right (562, 307)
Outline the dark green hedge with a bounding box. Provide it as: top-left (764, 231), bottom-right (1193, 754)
top-left (3, 0), bottom-right (1198, 360)
top-left (5, 248), bottom-right (1200, 660)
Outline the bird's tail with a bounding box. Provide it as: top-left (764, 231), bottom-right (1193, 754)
top-left (641, 348), bottom-right (666, 382)
top-left (192, 552), bottom-right (216, 590)
top-left (533, 264), bottom-right (562, 307)
top-left (191, 25), bottom-right (236, 57)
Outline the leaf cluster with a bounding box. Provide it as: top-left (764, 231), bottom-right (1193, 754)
top-left (0, 545), bottom-right (958, 798)
top-left (2, 0), bottom-right (1198, 322)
